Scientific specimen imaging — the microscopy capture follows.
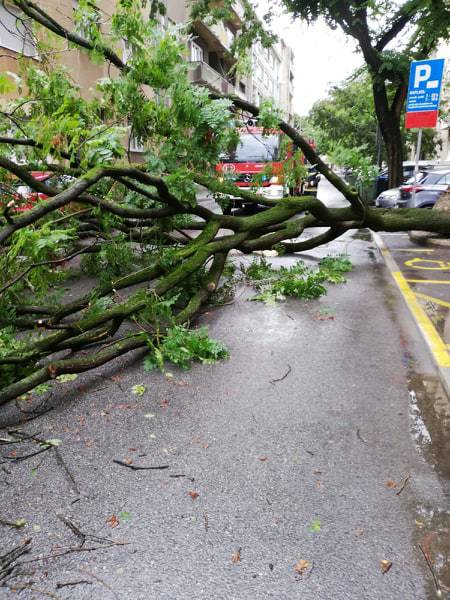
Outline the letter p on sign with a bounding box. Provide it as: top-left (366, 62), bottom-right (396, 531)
top-left (414, 64), bottom-right (431, 88)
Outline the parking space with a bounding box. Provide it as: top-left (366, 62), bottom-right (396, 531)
top-left (378, 232), bottom-right (450, 367)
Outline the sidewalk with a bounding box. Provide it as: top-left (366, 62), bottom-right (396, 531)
top-left (1, 232), bottom-right (449, 599)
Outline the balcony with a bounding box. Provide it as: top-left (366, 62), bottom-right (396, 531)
top-left (188, 61), bottom-right (235, 95)
top-left (192, 20), bottom-right (236, 54)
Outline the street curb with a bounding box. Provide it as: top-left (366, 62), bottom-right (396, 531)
top-left (371, 231), bottom-right (450, 399)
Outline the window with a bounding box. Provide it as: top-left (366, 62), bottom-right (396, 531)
top-left (190, 41), bottom-right (204, 62)
top-left (129, 134), bottom-right (144, 153)
top-left (0, 3), bottom-right (36, 56)
top-left (122, 38), bottom-right (133, 64)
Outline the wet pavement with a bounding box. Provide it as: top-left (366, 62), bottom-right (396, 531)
top-left (0, 181), bottom-right (449, 599)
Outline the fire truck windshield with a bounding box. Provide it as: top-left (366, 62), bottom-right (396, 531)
top-left (222, 133), bottom-right (281, 163)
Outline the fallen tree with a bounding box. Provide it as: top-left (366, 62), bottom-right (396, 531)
top-left (1, 0), bottom-right (450, 403)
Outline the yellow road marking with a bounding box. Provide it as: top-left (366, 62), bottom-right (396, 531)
top-left (405, 279), bottom-right (450, 284)
top-left (415, 293), bottom-right (450, 310)
top-left (392, 271), bottom-right (450, 367)
top-left (396, 248), bottom-right (435, 253)
top-left (404, 258), bottom-right (450, 270)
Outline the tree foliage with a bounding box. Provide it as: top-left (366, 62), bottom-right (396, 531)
top-left (308, 70), bottom-right (440, 169)
top-left (1, 0), bottom-right (450, 403)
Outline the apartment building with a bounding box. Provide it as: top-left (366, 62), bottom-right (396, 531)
top-left (251, 39), bottom-right (295, 122)
top-left (436, 42), bottom-right (449, 162)
top-left (0, 1), bottom-right (295, 123)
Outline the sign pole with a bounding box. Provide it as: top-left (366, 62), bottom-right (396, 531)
top-left (412, 128), bottom-right (423, 207)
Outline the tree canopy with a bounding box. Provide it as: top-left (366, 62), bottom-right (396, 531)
top-left (1, 0), bottom-right (450, 402)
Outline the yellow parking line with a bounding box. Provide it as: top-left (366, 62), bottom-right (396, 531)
top-left (405, 279), bottom-right (450, 284)
top-left (392, 271), bottom-right (450, 367)
top-left (415, 293), bottom-right (450, 310)
top-left (396, 248), bottom-right (435, 253)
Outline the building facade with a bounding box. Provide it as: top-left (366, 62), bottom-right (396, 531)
top-left (0, 1), bottom-right (295, 122)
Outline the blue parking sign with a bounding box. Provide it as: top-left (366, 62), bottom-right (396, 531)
top-left (406, 58), bottom-right (445, 113)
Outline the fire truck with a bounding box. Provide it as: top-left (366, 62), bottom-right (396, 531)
top-left (215, 125), bottom-right (316, 213)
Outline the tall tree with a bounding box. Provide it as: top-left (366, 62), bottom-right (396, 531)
top-left (280, 0), bottom-right (450, 186)
top-left (308, 71), bottom-right (439, 167)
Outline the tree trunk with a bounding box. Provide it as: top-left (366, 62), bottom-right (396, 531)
top-left (385, 124), bottom-right (404, 188)
top-left (371, 81), bottom-right (404, 188)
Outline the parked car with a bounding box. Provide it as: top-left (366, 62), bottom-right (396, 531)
top-left (375, 169), bottom-right (450, 209)
top-left (303, 166), bottom-right (321, 190)
top-left (376, 160), bottom-right (437, 197)
top-left (2, 172), bottom-right (74, 212)
top-left (397, 169), bottom-right (450, 209)
top-left (375, 172), bottom-right (428, 208)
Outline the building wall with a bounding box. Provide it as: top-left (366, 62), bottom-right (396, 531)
top-left (436, 42), bottom-right (449, 162)
top-left (1, 0), bottom-right (295, 122)
top-left (0, 0), bottom-right (116, 99)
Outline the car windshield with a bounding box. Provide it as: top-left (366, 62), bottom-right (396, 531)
top-left (221, 134), bottom-right (281, 163)
top-left (405, 172), bottom-right (428, 184)
top-left (421, 171), bottom-right (450, 185)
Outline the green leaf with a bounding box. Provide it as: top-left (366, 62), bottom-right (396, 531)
top-left (56, 374), bottom-right (78, 383)
top-left (14, 518), bottom-right (27, 528)
top-left (43, 438), bottom-right (62, 447)
top-left (131, 384), bottom-right (147, 396)
top-left (309, 519), bottom-right (321, 533)
top-left (118, 511), bottom-right (132, 522)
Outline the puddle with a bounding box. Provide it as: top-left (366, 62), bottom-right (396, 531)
top-left (408, 372), bottom-right (450, 598)
top-left (351, 229), bottom-right (372, 241)
top-left (408, 373), bottom-right (450, 481)
top-left (413, 505), bottom-right (450, 599)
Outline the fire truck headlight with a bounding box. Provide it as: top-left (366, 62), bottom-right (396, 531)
top-left (269, 176), bottom-right (279, 184)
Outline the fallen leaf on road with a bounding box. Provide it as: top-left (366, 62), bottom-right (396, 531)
top-left (355, 528), bottom-right (364, 537)
top-left (415, 519), bottom-right (425, 529)
top-left (188, 491), bottom-right (199, 500)
top-left (160, 399), bottom-right (169, 408)
top-left (118, 511), bottom-right (132, 522)
top-left (123, 458), bottom-right (133, 465)
top-left (381, 560), bottom-right (392, 574)
top-left (294, 559), bottom-right (310, 574)
top-left (313, 469), bottom-right (322, 475)
top-left (56, 374), bottom-right (78, 383)
top-left (106, 515), bottom-right (119, 528)
top-left (258, 456), bottom-right (268, 462)
top-left (309, 519), bottom-right (321, 533)
top-left (131, 384), bottom-right (146, 396)
top-left (231, 548), bottom-right (241, 564)
top-left (385, 479), bottom-right (397, 489)
top-left (202, 443), bottom-right (209, 449)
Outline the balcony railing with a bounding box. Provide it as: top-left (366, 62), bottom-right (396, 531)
top-left (188, 61), bottom-right (235, 95)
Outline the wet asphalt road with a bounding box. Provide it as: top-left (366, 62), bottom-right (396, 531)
top-left (1, 180), bottom-right (449, 599)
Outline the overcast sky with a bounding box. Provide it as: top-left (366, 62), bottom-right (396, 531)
top-left (255, 2), bottom-right (364, 115)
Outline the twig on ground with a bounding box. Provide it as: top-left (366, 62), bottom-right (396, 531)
top-left (356, 429), bottom-right (367, 444)
top-left (6, 584), bottom-right (61, 599)
top-left (0, 538), bottom-right (31, 581)
top-left (57, 514), bottom-right (127, 547)
top-left (78, 566), bottom-right (120, 600)
top-left (418, 543), bottom-right (442, 598)
top-left (113, 459), bottom-right (169, 471)
top-left (395, 473), bottom-right (411, 496)
top-left (169, 474), bottom-right (195, 482)
top-left (56, 580), bottom-right (92, 589)
top-left (270, 364), bottom-right (292, 384)
top-left (54, 449), bottom-right (80, 495)
top-left (4, 445), bottom-right (52, 462)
